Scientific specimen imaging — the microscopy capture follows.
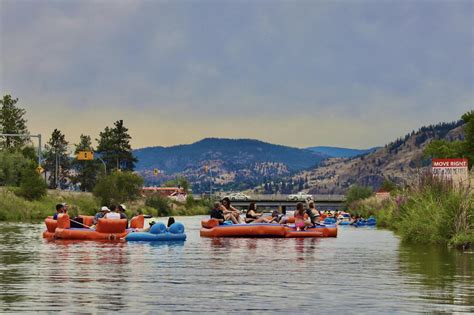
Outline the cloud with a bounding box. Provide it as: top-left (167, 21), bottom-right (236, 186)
top-left (1, 0), bottom-right (472, 149)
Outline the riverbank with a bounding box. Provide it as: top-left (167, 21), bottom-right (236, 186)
top-left (348, 176), bottom-right (473, 249)
top-left (0, 188), bottom-right (210, 222)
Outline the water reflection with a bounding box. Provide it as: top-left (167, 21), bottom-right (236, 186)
top-left (1, 220), bottom-right (473, 313)
top-left (399, 243), bottom-right (474, 309)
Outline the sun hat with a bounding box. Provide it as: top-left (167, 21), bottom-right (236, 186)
top-left (101, 206), bottom-right (110, 212)
top-left (119, 204), bottom-right (127, 211)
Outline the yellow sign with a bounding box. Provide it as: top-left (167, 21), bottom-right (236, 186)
top-left (77, 151), bottom-right (94, 160)
top-left (153, 169), bottom-right (160, 176)
top-left (36, 166), bottom-right (44, 174)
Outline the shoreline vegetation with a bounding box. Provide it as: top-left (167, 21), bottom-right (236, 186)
top-left (0, 187), bottom-right (210, 222)
top-left (348, 174), bottom-right (473, 250)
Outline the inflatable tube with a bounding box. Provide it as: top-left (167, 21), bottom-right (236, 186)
top-left (338, 221), bottom-right (351, 226)
top-left (54, 228), bottom-right (129, 240)
top-left (150, 222), bottom-right (167, 234)
top-left (323, 218), bottom-right (336, 224)
top-left (200, 222), bottom-right (337, 238)
top-left (168, 222), bottom-right (185, 234)
top-left (42, 215), bottom-right (135, 240)
top-left (79, 215), bottom-right (94, 227)
top-left (45, 218), bottom-right (57, 233)
top-left (130, 215), bottom-right (145, 229)
top-left (125, 231), bottom-right (186, 242)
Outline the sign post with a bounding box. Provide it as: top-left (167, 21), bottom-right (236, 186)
top-left (431, 158), bottom-right (469, 186)
top-left (77, 151), bottom-right (94, 161)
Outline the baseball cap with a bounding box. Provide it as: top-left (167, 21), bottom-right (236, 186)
top-left (101, 206), bottom-right (110, 212)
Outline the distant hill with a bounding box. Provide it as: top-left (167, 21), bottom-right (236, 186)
top-left (289, 120), bottom-right (465, 194)
top-left (134, 138), bottom-right (326, 193)
top-left (306, 146), bottom-right (379, 158)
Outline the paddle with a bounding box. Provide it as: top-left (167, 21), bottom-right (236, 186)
top-left (69, 218), bottom-right (94, 229)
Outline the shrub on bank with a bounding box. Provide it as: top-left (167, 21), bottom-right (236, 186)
top-left (0, 188), bottom-right (100, 222)
top-left (350, 174), bottom-right (473, 249)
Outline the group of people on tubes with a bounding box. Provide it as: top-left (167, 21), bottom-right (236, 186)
top-left (210, 197), bottom-right (323, 231)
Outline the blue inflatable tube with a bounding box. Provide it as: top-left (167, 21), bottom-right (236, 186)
top-left (338, 221), bottom-right (351, 226)
top-left (126, 232), bottom-right (186, 242)
top-left (125, 222), bottom-right (187, 242)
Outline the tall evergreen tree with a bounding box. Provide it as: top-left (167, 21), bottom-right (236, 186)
top-left (0, 95), bottom-right (29, 149)
top-left (96, 120), bottom-right (137, 171)
top-left (71, 134), bottom-right (100, 191)
top-left (44, 129), bottom-right (70, 189)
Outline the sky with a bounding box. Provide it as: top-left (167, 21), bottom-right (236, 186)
top-left (1, 0), bottom-right (473, 150)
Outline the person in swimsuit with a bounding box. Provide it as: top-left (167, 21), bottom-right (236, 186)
top-left (245, 203), bottom-right (272, 223)
top-left (294, 202), bottom-right (312, 231)
top-left (221, 197), bottom-right (244, 223)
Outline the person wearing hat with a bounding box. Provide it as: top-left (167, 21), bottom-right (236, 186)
top-left (94, 206), bottom-right (110, 224)
top-left (104, 205), bottom-right (121, 219)
top-left (118, 204), bottom-right (128, 228)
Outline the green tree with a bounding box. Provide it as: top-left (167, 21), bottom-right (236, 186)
top-left (96, 120), bottom-right (137, 172)
top-left (345, 184), bottom-right (373, 209)
top-left (164, 176), bottom-right (190, 192)
top-left (145, 194), bottom-right (172, 216)
top-left (461, 110), bottom-right (474, 167)
top-left (424, 110), bottom-right (474, 169)
top-left (71, 134), bottom-right (101, 191)
top-left (93, 171), bottom-right (144, 205)
top-left (0, 95), bottom-right (29, 149)
top-left (16, 167), bottom-right (47, 200)
top-left (43, 129), bottom-right (70, 189)
top-left (0, 151), bottom-right (33, 186)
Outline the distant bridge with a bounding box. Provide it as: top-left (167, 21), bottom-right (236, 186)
top-left (225, 194), bottom-right (346, 210)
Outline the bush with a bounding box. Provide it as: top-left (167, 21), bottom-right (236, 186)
top-left (93, 171), bottom-right (144, 205)
top-left (345, 185), bottom-right (373, 209)
top-left (0, 188), bottom-right (100, 222)
top-left (15, 168), bottom-right (47, 200)
top-left (350, 173), bottom-right (474, 249)
top-left (145, 194), bottom-right (172, 216)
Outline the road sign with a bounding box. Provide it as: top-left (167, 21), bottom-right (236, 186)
top-left (153, 169), bottom-right (159, 176)
top-left (77, 151), bottom-right (94, 160)
top-left (432, 158), bottom-right (469, 185)
top-left (36, 166), bottom-right (44, 174)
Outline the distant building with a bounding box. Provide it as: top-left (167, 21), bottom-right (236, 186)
top-left (141, 187), bottom-right (186, 198)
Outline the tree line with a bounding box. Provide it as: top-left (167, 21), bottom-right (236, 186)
top-left (0, 94), bottom-right (141, 202)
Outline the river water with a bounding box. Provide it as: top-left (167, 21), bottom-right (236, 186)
top-left (0, 217), bottom-right (473, 313)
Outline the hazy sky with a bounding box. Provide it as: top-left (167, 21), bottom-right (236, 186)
top-left (1, 0), bottom-right (473, 150)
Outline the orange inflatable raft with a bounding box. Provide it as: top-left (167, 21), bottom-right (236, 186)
top-left (43, 214), bottom-right (145, 240)
top-left (200, 219), bottom-right (337, 238)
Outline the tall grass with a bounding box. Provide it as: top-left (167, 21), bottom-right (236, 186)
top-left (0, 188), bottom-right (100, 222)
top-left (349, 174), bottom-right (473, 249)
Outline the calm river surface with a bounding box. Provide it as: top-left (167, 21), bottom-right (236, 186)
top-left (1, 217), bottom-right (473, 313)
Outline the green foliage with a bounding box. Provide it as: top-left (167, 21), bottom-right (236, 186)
top-left (164, 176), bottom-right (190, 192)
top-left (15, 168), bottom-right (47, 200)
top-left (424, 110), bottom-right (474, 169)
top-left (424, 139), bottom-right (465, 158)
top-left (96, 120), bottom-right (137, 172)
top-left (43, 129), bottom-right (70, 189)
top-left (0, 95), bottom-right (29, 149)
top-left (93, 171), bottom-right (144, 205)
top-left (350, 174), bottom-right (473, 249)
top-left (145, 194), bottom-right (172, 216)
top-left (345, 184), bottom-right (373, 208)
top-left (0, 151), bottom-right (33, 185)
top-left (71, 134), bottom-right (101, 191)
top-left (380, 178), bottom-right (397, 192)
top-left (0, 188), bottom-right (100, 222)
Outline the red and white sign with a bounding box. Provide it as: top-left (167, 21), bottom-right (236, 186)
top-left (376, 192), bottom-right (391, 200)
top-left (431, 158), bottom-right (469, 185)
